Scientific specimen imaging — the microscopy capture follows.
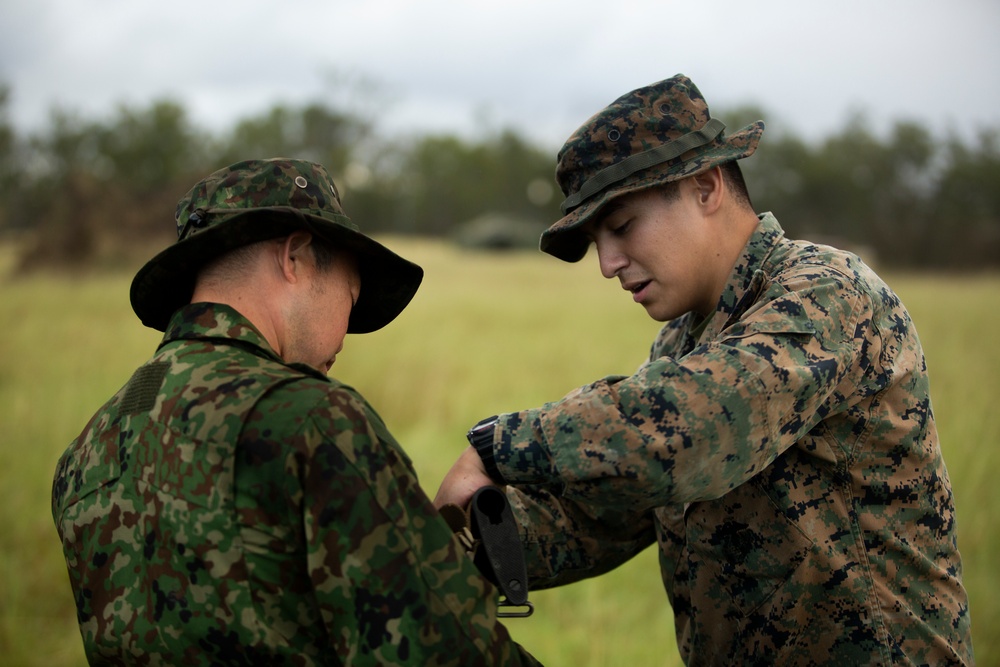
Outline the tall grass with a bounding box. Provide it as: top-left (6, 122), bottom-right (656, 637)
top-left (1, 240), bottom-right (995, 666)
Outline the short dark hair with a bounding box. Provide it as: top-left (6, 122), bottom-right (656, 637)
top-left (720, 160), bottom-right (753, 209)
top-left (197, 231), bottom-right (344, 290)
top-left (309, 234), bottom-right (340, 272)
top-left (658, 179), bottom-right (682, 204)
top-left (654, 161), bottom-right (752, 210)
top-left (592, 161), bottom-right (755, 231)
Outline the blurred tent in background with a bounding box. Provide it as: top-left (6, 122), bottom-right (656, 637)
top-left (452, 212), bottom-right (547, 251)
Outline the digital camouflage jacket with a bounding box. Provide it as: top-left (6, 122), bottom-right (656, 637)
top-left (52, 303), bottom-right (538, 666)
top-left (487, 214), bottom-right (973, 665)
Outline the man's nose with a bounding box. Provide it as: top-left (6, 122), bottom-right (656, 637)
top-left (596, 241), bottom-right (628, 279)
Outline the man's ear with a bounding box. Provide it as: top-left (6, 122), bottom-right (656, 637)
top-left (277, 231), bottom-right (315, 283)
top-left (691, 166), bottom-right (724, 213)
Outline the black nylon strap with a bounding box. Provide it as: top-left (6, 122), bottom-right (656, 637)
top-left (470, 486), bottom-right (533, 617)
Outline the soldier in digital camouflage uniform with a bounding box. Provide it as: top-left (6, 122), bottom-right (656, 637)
top-left (435, 75), bottom-right (974, 665)
top-left (52, 158), bottom-right (540, 666)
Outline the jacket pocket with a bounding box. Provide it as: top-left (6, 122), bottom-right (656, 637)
top-left (683, 478), bottom-right (812, 618)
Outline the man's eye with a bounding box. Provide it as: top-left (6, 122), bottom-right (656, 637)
top-left (611, 220), bottom-right (631, 236)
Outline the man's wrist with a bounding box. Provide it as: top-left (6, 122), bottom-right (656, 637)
top-left (466, 415), bottom-right (506, 484)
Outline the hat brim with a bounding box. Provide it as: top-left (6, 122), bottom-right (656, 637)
top-left (130, 208), bottom-right (423, 334)
top-left (540, 121), bottom-right (765, 263)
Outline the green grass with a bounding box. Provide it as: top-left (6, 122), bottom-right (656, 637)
top-left (1, 240), bottom-right (996, 666)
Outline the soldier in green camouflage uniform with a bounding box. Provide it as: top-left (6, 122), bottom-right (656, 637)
top-left (435, 75), bottom-right (974, 665)
top-left (52, 159), bottom-right (540, 666)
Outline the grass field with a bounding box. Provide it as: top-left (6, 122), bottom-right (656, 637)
top-left (1, 238), bottom-right (996, 666)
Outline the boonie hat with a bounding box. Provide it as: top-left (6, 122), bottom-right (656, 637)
top-left (541, 74), bottom-right (765, 262)
top-left (130, 158), bottom-right (423, 333)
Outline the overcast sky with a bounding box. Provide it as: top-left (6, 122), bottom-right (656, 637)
top-left (2, 0), bottom-right (998, 150)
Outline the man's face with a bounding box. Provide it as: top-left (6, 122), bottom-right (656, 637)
top-left (285, 250), bottom-right (361, 373)
top-left (585, 183), bottom-right (724, 321)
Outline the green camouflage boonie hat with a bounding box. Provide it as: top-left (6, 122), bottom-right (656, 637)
top-left (541, 74), bottom-right (765, 262)
top-left (130, 158), bottom-right (423, 334)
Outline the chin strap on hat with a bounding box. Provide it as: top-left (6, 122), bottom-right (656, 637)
top-left (439, 487), bottom-right (534, 618)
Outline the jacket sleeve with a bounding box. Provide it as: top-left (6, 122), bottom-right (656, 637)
top-left (506, 482), bottom-right (659, 590)
top-left (302, 387), bottom-right (540, 666)
top-left (492, 267), bottom-right (868, 515)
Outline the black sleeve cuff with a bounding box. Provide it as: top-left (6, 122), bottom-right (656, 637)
top-left (466, 415), bottom-right (506, 485)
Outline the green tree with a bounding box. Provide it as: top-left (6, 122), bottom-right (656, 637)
top-left (3, 87), bottom-right (999, 271)
top-left (867, 121), bottom-right (937, 265)
top-left (741, 112), bottom-right (942, 268)
top-left (928, 129), bottom-right (1000, 267)
top-left (217, 103), bottom-right (370, 177)
top-left (386, 129), bottom-right (557, 236)
top-left (0, 85), bottom-right (20, 231)
top-left (15, 100), bottom-right (211, 270)
top-left (16, 106), bottom-right (102, 268)
top-left (93, 99), bottom-right (210, 194)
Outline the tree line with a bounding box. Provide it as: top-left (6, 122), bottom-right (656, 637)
top-left (1, 84), bottom-right (998, 271)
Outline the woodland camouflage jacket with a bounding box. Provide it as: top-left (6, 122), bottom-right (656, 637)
top-left (489, 214), bottom-right (973, 666)
top-left (52, 303), bottom-right (538, 666)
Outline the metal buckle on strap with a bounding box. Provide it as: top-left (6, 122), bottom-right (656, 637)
top-left (497, 600), bottom-right (535, 618)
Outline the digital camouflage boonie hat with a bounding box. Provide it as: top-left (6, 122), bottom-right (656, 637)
top-left (541, 74), bottom-right (765, 262)
top-left (130, 158), bottom-right (423, 333)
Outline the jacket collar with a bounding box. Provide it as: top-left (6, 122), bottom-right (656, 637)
top-left (693, 212), bottom-right (784, 345)
top-left (159, 302), bottom-right (286, 366)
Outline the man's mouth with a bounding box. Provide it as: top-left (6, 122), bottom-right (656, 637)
top-left (624, 280), bottom-right (651, 301)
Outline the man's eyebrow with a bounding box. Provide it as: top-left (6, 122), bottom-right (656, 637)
top-left (591, 199), bottom-right (628, 229)
top-left (582, 201), bottom-right (623, 241)
top-left (601, 199), bottom-right (626, 217)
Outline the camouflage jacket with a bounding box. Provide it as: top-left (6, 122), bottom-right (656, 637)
top-left (488, 214), bottom-right (973, 665)
top-left (52, 303), bottom-right (538, 666)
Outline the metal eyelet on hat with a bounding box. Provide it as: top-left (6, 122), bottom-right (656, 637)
top-left (607, 129), bottom-right (621, 142)
top-left (294, 176), bottom-right (308, 188)
top-left (178, 208), bottom-right (209, 240)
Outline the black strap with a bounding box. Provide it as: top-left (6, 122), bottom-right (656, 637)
top-left (469, 487), bottom-right (533, 617)
top-left (440, 487), bottom-right (533, 618)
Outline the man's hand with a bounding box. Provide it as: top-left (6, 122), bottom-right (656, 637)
top-left (434, 446), bottom-right (496, 509)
